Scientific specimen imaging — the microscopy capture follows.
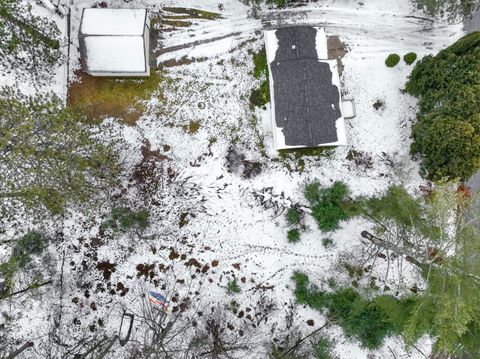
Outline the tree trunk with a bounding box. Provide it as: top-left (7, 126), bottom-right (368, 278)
top-left (7, 342), bottom-right (33, 359)
top-left (0, 280), bottom-right (52, 301)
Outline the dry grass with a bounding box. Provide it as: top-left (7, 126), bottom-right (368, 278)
top-left (67, 70), bottom-right (165, 125)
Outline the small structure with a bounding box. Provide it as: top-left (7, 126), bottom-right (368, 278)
top-left (79, 8), bottom-right (150, 77)
top-left (264, 26), bottom-right (349, 150)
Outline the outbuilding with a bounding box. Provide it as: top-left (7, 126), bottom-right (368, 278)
top-left (264, 26), bottom-right (350, 150)
top-left (79, 8), bottom-right (150, 77)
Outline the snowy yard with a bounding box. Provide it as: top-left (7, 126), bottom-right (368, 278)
top-left (0, 0), bottom-right (468, 358)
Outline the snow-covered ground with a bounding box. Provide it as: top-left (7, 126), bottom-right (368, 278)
top-left (0, 0), bottom-right (465, 358)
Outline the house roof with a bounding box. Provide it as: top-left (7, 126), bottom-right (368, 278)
top-left (80, 8), bottom-right (147, 36)
top-left (79, 8), bottom-right (148, 74)
top-left (264, 26), bottom-right (346, 149)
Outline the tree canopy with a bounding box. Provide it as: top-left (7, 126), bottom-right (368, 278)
top-left (406, 32), bottom-right (480, 180)
top-left (0, 88), bottom-right (119, 214)
top-left (0, 0), bottom-right (63, 82)
top-left (364, 183), bottom-right (480, 355)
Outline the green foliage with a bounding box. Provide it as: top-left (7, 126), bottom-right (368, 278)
top-left (414, 0), bottom-right (479, 18)
top-left (286, 205), bottom-right (302, 226)
top-left (385, 54), bottom-right (400, 67)
top-left (287, 228), bottom-right (301, 243)
top-left (0, 0), bottom-right (63, 82)
top-left (249, 81), bottom-right (270, 108)
top-left (358, 183), bottom-right (480, 356)
top-left (411, 115), bottom-right (480, 180)
top-left (103, 207), bottom-right (150, 233)
top-left (313, 336), bottom-right (335, 359)
top-left (0, 89), bottom-right (119, 214)
top-left (13, 231), bottom-right (44, 258)
top-left (292, 272), bottom-right (417, 349)
top-left (265, 0), bottom-right (290, 8)
top-left (0, 231), bottom-right (47, 296)
top-left (406, 32), bottom-right (480, 180)
top-left (162, 7), bottom-right (222, 20)
top-left (322, 237), bottom-right (334, 248)
top-left (304, 181), bottom-right (356, 232)
top-left (403, 52), bottom-right (417, 65)
top-left (252, 47), bottom-right (268, 80)
top-left (402, 225), bottom-right (480, 355)
top-left (364, 186), bottom-right (424, 228)
top-left (250, 47), bottom-right (270, 108)
top-left (229, 300), bottom-right (240, 313)
top-left (226, 278), bottom-right (241, 294)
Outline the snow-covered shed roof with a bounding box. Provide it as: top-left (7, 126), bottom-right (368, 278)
top-left (264, 26), bottom-right (347, 150)
top-left (80, 8), bottom-right (147, 36)
top-left (79, 8), bottom-right (149, 75)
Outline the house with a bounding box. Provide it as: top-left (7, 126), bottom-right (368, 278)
top-left (79, 8), bottom-right (150, 77)
top-left (264, 26), bottom-right (351, 150)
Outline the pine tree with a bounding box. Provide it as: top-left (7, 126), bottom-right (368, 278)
top-left (0, 88), bottom-right (119, 215)
top-left (362, 183), bottom-right (480, 356)
top-left (406, 32), bottom-right (480, 180)
top-left (0, 0), bottom-right (63, 82)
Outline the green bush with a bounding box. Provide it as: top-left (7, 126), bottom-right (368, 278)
top-left (287, 228), bottom-right (301, 243)
top-left (14, 231), bottom-right (44, 257)
top-left (286, 205), bottom-right (302, 226)
top-left (226, 279), bottom-right (241, 294)
top-left (313, 336), bottom-right (335, 359)
top-left (292, 272), bottom-right (417, 349)
top-left (405, 32), bottom-right (480, 180)
top-left (304, 181), bottom-right (355, 232)
top-left (403, 52), bottom-right (417, 65)
top-left (385, 54), bottom-right (400, 67)
top-left (364, 186), bottom-right (424, 228)
top-left (103, 207), bottom-right (149, 233)
top-left (322, 237), bottom-right (334, 248)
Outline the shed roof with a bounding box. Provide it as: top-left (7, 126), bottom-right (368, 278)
top-left (264, 26), bottom-right (346, 149)
top-left (84, 36), bottom-right (146, 73)
top-left (79, 8), bottom-right (148, 74)
top-left (80, 8), bottom-right (147, 36)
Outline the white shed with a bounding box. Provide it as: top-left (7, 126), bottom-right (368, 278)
top-left (79, 8), bottom-right (150, 77)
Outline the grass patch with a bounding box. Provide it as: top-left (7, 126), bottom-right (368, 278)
top-left (102, 207), bottom-right (150, 234)
top-left (68, 71), bottom-right (165, 125)
top-left (162, 19), bottom-right (193, 27)
top-left (249, 46), bottom-right (270, 108)
top-left (184, 120), bottom-right (201, 134)
top-left (278, 147), bottom-right (336, 158)
top-left (163, 7), bottom-right (222, 20)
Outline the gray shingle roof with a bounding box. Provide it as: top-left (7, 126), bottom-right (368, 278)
top-left (270, 26), bottom-right (341, 147)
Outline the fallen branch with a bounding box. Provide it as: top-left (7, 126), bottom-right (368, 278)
top-left (0, 280), bottom-right (52, 301)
